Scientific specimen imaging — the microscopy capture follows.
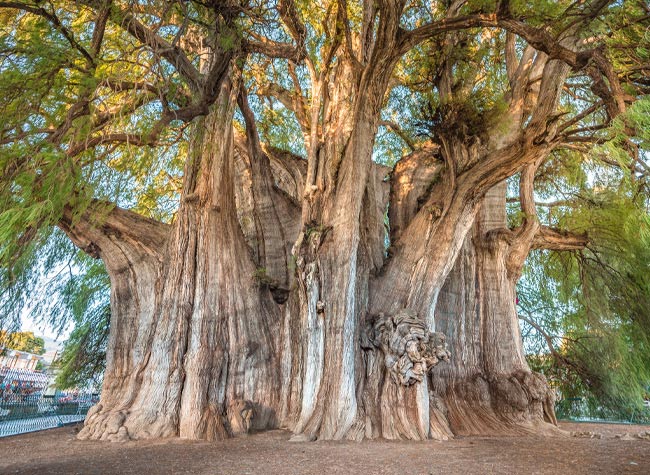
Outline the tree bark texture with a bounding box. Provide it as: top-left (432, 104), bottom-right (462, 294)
top-left (65, 92), bottom-right (563, 442)
top-left (432, 183), bottom-right (558, 436)
top-left (4, 0), bottom-right (629, 446)
top-left (60, 16), bottom-right (584, 442)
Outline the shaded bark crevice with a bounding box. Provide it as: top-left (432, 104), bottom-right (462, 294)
top-left (387, 144), bottom-right (444, 244)
top-left (236, 90), bottom-right (302, 302)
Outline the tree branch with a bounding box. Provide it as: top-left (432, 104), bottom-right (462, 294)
top-left (257, 82), bottom-right (310, 132)
top-left (506, 161), bottom-right (543, 278)
top-left (243, 36), bottom-right (302, 60)
top-left (532, 226), bottom-right (589, 251)
top-left (59, 202), bottom-right (169, 262)
top-left (0, 1), bottom-right (95, 66)
top-left (277, 0), bottom-right (307, 56)
top-left (379, 120), bottom-right (416, 151)
top-left (80, 0), bottom-right (202, 91)
top-left (399, 13), bottom-right (628, 118)
top-left (518, 313), bottom-right (574, 370)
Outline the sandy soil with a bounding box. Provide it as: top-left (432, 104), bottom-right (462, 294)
top-left (0, 422), bottom-right (648, 475)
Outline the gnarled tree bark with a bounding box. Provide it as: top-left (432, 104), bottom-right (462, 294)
top-left (47, 0), bottom-right (623, 444)
top-left (432, 183), bottom-right (558, 437)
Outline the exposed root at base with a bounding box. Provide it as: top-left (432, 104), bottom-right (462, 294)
top-left (77, 403), bottom-right (181, 441)
top-left (77, 405), bottom-right (131, 442)
top-left (441, 370), bottom-right (562, 437)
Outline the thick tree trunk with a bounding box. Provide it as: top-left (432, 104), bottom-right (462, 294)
top-left (69, 78), bottom-right (285, 441)
top-left (60, 206), bottom-right (169, 441)
top-left (280, 123), bottom-right (378, 440)
top-left (68, 137), bottom-right (558, 443)
top-left (432, 183), bottom-right (558, 436)
top-left (41, 0), bottom-right (615, 445)
top-left (63, 61), bottom-right (566, 442)
top-left (276, 38), bottom-right (398, 438)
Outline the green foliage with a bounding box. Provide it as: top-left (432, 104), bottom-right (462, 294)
top-left (50, 249), bottom-right (110, 389)
top-left (1, 229), bottom-right (110, 388)
top-left (391, 16), bottom-right (511, 150)
top-left (518, 99), bottom-right (650, 419)
top-left (54, 308), bottom-right (109, 390)
top-left (0, 3), bottom-right (187, 359)
top-left (521, 230), bottom-right (650, 419)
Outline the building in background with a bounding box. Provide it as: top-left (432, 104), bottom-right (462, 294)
top-left (0, 349), bottom-right (45, 371)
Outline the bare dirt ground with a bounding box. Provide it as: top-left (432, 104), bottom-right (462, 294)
top-left (1, 421), bottom-right (648, 475)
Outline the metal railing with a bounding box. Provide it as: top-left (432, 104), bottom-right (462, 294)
top-left (556, 397), bottom-right (650, 425)
top-left (0, 367), bottom-right (98, 437)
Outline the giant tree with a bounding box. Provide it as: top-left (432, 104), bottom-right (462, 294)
top-left (0, 0), bottom-right (648, 441)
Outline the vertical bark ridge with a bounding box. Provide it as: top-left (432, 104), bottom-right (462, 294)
top-left (278, 2), bottom-right (414, 440)
top-left (357, 147), bottom-right (455, 441)
top-left (477, 183), bottom-right (528, 375)
top-left (282, 46), bottom-right (391, 438)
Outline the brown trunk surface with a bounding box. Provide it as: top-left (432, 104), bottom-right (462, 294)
top-left (432, 184), bottom-right (558, 436)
